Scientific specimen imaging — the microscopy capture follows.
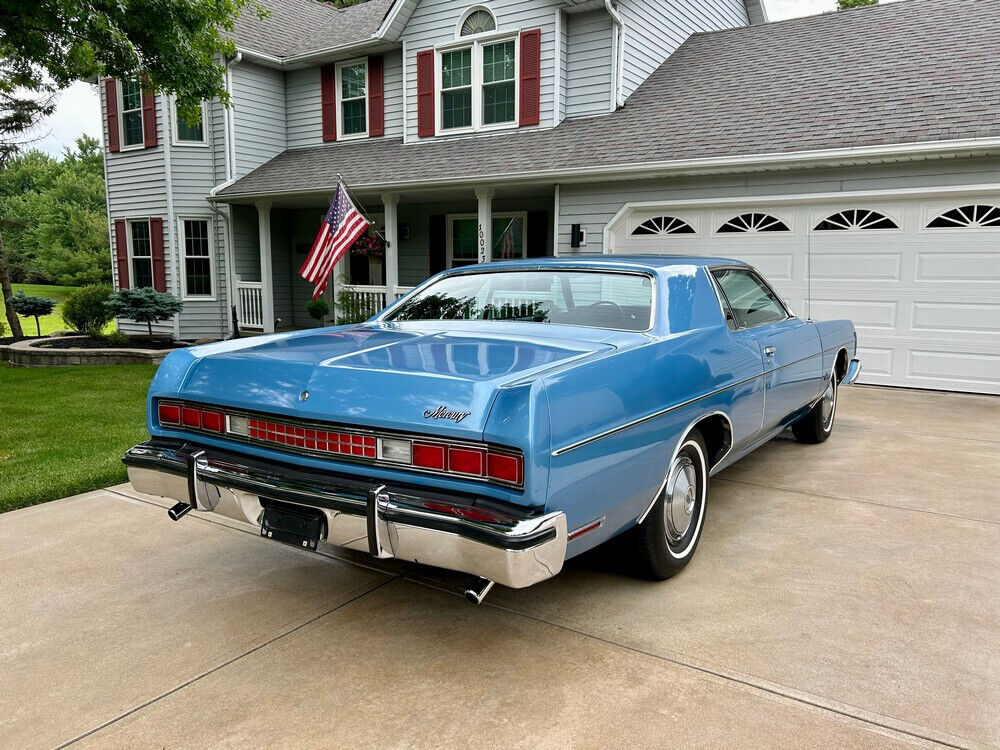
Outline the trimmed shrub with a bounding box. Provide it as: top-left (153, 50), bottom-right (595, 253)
top-left (62, 284), bottom-right (114, 337)
top-left (10, 291), bottom-right (57, 337)
top-left (102, 330), bottom-right (129, 346)
top-left (305, 298), bottom-right (331, 325)
top-left (105, 288), bottom-right (183, 342)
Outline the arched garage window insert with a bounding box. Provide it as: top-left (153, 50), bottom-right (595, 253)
top-left (631, 216), bottom-right (695, 235)
top-left (927, 205), bottom-right (1000, 229)
top-left (814, 209), bottom-right (898, 231)
top-left (718, 213), bottom-right (790, 233)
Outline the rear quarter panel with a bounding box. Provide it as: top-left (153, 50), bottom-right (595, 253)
top-left (814, 319), bottom-right (857, 376)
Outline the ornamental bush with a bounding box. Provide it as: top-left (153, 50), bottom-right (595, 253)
top-left (62, 284), bottom-right (114, 337)
top-left (10, 291), bottom-right (57, 337)
top-left (105, 288), bottom-right (183, 343)
top-left (305, 298), bottom-right (330, 325)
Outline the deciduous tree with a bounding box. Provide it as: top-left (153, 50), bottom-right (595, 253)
top-left (837, 0), bottom-right (878, 9)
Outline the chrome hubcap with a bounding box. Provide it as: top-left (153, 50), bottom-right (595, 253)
top-left (664, 455), bottom-right (697, 544)
top-left (821, 376), bottom-right (836, 431)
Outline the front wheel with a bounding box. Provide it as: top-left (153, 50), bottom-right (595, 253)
top-left (626, 429), bottom-right (708, 580)
top-left (792, 371), bottom-right (838, 444)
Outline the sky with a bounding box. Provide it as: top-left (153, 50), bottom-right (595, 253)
top-left (34, 0), bottom-right (897, 157)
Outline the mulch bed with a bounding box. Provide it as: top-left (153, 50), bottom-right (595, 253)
top-left (33, 336), bottom-right (187, 351)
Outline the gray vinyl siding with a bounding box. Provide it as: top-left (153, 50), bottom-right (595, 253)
top-left (556, 9), bottom-right (567, 124)
top-left (232, 205), bottom-right (261, 282)
top-left (556, 158), bottom-right (1000, 255)
top-left (400, 0), bottom-right (561, 142)
top-left (232, 62), bottom-right (286, 177)
top-left (285, 49), bottom-right (405, 150)
top-left (564, 10), bottom-right (613, 117)
top-left (617, 0), bottom-right (748, 100)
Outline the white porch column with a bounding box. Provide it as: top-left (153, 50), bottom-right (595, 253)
top-left (256, 200), bottom-right (275, 333)
top-left (475, 187), bottom-right (494, 264)
top-left (381, 193), bottom-right (399, 301)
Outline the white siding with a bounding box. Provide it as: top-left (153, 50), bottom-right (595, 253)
top-left (285, 49), bottom-right (405, 150)
top-left (617, 0), bottom-right (748, 99)
top-left (564, 9), bottom-right (612, 117)
top-left (399, 0), bottom-right (562, 141)
top-left (232, 62), bottom-right (286, 176)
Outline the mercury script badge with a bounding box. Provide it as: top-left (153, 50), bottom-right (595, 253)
top-left (424, 406), bottom-right (471, 424)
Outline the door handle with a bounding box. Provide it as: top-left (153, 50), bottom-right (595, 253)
top-left (763, 346), bottom-right (776, 357)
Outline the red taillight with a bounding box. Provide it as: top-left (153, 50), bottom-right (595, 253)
top-left (412, 442), bottom-right (446, 470)
top-left (486, 452), bottom-right (523, 484)
top-left (181, 406), bottom-right (202, 428)
top-left (200, 410), bottom-right (224, 433)
top-left (448, 447), bottom-right (485, 476)
top-left (158, 402), bottom-right (181, 425)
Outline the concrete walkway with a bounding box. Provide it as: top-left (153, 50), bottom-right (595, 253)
top-left (1, 386), bottom-right (997, 749)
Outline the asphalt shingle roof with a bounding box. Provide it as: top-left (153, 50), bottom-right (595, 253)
top-left (218, 0), bottom-right (1000, 198)
top-left (233, 0), bottom-right (392, 57)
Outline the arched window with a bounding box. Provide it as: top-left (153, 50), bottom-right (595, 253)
top-left (631, 216), bottom-right (695, 236)
top-left (927, 204), bottom-right (1000, 229)
top-left (459, 7), bottom-right (496, 35)
top-left (718, 213), bottom-right (790, 233)
top-left (814, 209), bottom-right (898, 231)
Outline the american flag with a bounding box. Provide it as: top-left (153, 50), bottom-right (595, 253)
top-left (299, 184), bottom-right (370, 299)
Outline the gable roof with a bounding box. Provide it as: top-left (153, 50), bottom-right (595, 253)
top-left (233, 0), bottom-right (393, 59)
top-left (217, 0), bottom-right (1000, 199)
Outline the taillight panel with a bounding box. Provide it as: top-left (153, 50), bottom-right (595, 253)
top-left (155, 399), bottom-right (524, 489)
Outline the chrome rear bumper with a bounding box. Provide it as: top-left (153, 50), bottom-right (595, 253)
top-left (124, 441), bottom-right (566, 589)
top-left (843, 358), bottom-right (862, 385)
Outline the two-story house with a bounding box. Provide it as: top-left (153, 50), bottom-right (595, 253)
top-left (100, 0), bottom-right (1000, 395)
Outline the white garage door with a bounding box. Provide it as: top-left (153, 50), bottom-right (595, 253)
top-left (609, 192), bottom-right (1000, 395)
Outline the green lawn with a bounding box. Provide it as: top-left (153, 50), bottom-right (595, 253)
top-left (2, 283), bottom-right (114, 337)
top-left (0, 363), bottom-right (156, 512)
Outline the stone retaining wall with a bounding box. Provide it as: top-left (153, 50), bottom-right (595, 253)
top-left (0, 337), bottom-right (176, 367)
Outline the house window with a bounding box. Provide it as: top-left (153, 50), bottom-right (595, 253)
top-left (174, 99), bottom-right (206, 144)
top-left (181, 218), bottom-right (213, 297)
top-left (129, 220), bottom-right (153, 288)
top-left (447, 213), bottom-right (527, 267)
top-left (814, 209), bottom-right (898, 231)
top-left (718, 213), bottom-right (790, 233)
top-left (631, 216), bottom-right (695, 235)
top-left (439, 36), bottom-right (517, 132)
top-left (337, 60), bottom-right (368, 138)
top-left (927, 204), bottom-right (1000, 229)
top-left (120, 80), bottom-right (145, 148)
top-left (460, 7), bottom-right (496, 36)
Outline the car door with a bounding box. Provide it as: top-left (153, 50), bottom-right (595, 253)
top-left (712, 267), bottom-right (823, 433)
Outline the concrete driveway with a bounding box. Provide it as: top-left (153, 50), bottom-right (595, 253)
top-left (2, 386), bottom-right (998, 749)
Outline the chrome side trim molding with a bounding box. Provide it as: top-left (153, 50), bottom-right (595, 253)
top-left (551, 375), bottom-right (757, 457)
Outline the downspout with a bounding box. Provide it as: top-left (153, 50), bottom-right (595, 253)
top-left (604, 0), bottom-right (625, 109)
top-left (211, 51), bottom-right (242, 338)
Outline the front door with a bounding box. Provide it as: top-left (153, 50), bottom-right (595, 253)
top-left (713, 267), bottom-right (823, 433)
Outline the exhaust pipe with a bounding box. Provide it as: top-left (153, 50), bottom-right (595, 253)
top-left (168, 502), bottom-right (193, 521)
top-left (464, 577), bottom-right (495, 605)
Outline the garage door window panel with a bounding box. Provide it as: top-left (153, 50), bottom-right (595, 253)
top-left (718, 213), bottom-right (790, 233)
top-left (631, 216), bottom-right (695, 235)
top-left (712, 268), bottom-right (788, 329)
top-left (814, 209), bottom-right (899, 231)
top-left (927, 204), bottom-right (1000, 229)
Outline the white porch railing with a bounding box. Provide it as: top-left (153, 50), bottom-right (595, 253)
top-left (236, 280), bottom-right (264, 329)
top-left (336, 284), bottom-right (414, 321)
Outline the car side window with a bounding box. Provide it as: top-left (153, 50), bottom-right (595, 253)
top-left (712, 269), bottom-right (787, 328)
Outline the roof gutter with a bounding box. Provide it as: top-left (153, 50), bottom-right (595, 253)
top-left (237, 35), bottom-right (383, 69)
top-left (207, 136), bottom-right (1000, 201)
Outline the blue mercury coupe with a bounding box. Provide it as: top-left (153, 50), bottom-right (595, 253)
top-left (125, 256), bottom-right (860, 602)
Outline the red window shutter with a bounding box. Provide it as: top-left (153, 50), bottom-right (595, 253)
top-left (368, 55), bottom-right (385, 137)
top-left (142, 88), bottom-right (157, 147)
top-left (105, 78), bottom-right (120, 153)
top-left (113, 219), bottom-right (129, 289)
top-left (519, 29), bottom-right (541, 127)
top-left (416, 49), bottom-right (435, 138)
top-left (150, 217), bottom-right (167, 292)
top-left (321, 64), bottom-right (337, 142)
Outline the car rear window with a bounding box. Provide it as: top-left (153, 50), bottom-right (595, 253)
top-left (386, 270), bottom-right (653, 331)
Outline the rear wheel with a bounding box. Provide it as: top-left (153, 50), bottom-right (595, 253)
top-left (627, 430), bottom-right (708, 580)
top-left (792, 371), bottom-right (838, 444)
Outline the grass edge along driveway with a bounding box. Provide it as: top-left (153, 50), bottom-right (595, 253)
top-left (0, 363), bottom-right (156, 512)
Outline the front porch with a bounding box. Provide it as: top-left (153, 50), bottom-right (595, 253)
top-left (227, 185), bottom-right (557, 333)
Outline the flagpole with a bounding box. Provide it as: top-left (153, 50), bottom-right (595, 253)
top-left (336, 172), bottom-right (389, 245)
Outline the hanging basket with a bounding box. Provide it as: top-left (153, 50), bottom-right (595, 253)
top-left (348, 226), bottom-right (385, 258)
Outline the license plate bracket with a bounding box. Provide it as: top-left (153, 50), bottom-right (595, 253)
top-left (260, 502), bottom-right (325, 551)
